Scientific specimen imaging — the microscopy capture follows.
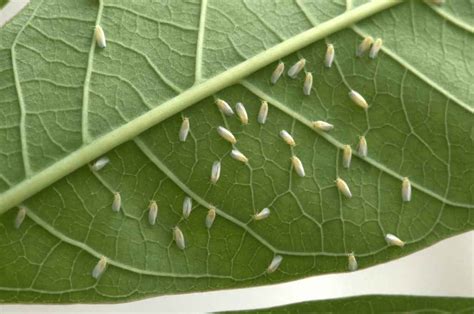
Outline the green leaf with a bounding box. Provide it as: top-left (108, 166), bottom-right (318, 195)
top-left (0, 0), bottom-right (473, 304)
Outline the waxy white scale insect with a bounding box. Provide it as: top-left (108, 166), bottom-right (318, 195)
top-left (206, 207), bottom-right (216, 229)
top-left (254, 207), bottom-right (270, 221)
top-left (342, 145), bottom-right (352, 169)
top-left (112, 192), bottom-right (121, 212)
top-left (91, 156), bottom-right (110, 171)
top-left (356, 36), bottom-right (373, 57)
top-left (279, 130), bottom-right (296, 147)
top-left (369, 38), bottom-right (383, 59)
top-left (271, 62), bottom-right (285, 84)
top-left (348, 90), bottom-right (368, 110)
top-left (291, 155), bottom-right (305, 177)
top-left (258, 100), bottom-right (269, 124)
top-left (325, 44), bottom-right (335, 68)
top-left (385, 233), bottom-right (405, 247)
top-left (148, 200), bottom-right (158, 225)
top-left (336, 177), bottom-right (352, 198)
top-left (402, 177), bottom-right (412, 202)
top-left (230, 149), bottom-right (249, 163)
top-left (95, 25), bottom-right (106, 48)
top-left (179, 117), bottom-right (190, 142)
top-left (217, 126), bottom-right (237, 144)
top-left (287, 58), bottom-right (306, 78)
top-left (215, 99), bottom-right (234, 116)
top-left (15, 206), bottom-right (27, 229)
top-left (303, 72), bottom-right (313, 96)
top-left (235, 102), bottom-right (249, 125)
top-left (348, 253), bottom-right (358, 271)
top-left (182, 196), bottom-right (192, 219)
top-left (92, 256), bottom-right (107, 279)
top-left (267, 255), bottom-right (283, 274)
top-left (173, 226), bottom-right (185, 250)
top-left (210, 161), bottom-right (221, 184)
top-left (358, 136), bottom-right (368, 157)
top-left (312, 120), bottom-right (334, 131)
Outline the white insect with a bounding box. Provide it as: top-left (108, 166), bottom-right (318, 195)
top-left (325, 44), bottom-right (335, 68)
top-left (112, 192), bottom-right (121, 212)
top-left (235, 102), bottom-right (249, 125)
top-left (173, 226), bottom-right (185, 250)
top-left (279, 130), bottom-right (296, 147)
top-left (182, 196), bottom-right (192, 219)
top-left (348, 90), bottom-right (368, 110)
top-left (336, 177), bottom-right (352, 198)
top-left (258, 100), bottom-right (269, 124)
top-left (254, 207), bottom-right (270, 221)
top-left (206, 207), bottom-right (216, 229)
top-left (91, 156), bottom-right (110, 171)
top-left (312, 120), bottom-right (334, 131)
top-left (271, 62), bottom-right (285, 84)
top-left (342, 145), bottom-right (352, 169)
top-left (348, 253), bottom-right (358, 271)
top-left (230, 149), bottom-right (249, 163)
top-left (92, 256), bottom-right (107, 279)
top-left (402, 177), bottom-right (412, 202)
top-left (287, 58), bottom-right (306, 78)
top-left (385, 233), bottom-right (405, 247)
top-left (210, 161), bottom-right (221, 184)
top-left (15, 206), bottom-right (27, 229)
top-left (179, 117), bottom-right (190, 142)
top-left (291, 155), bottom-right (305, 177)
top-left (95, 25), bottom-right (106, 48)
top-left (358, 136), bottom-right (368, 157)
top-left (356, 36), bottom-right (373, 57)
top-left (148, 200), bottom-right (158, 225)
top-left (215, 99), bottom-right (234, 116)
top-left (267, 255), bottom-right (283, 273)
top-left (303, 72), bottom-right (313, 96)
top-left (217, 126), bottom-right (237, 144)
top-left (369, 38), bottom-right (383, 59)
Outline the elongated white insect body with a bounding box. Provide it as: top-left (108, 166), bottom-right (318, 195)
top-left (356, 36), bottom-right (373, 57)
top-left (336, 177), bottom-right (352, 198)
top-left (358, 136), bottom-right (367, 157)
top-left (148, 201), bottom-right (158, 225)
top-left (385, 233), bottom-right (405, 247)
top-left (230, 149), bottom-right (248, 163)
top-left (182, 196), bottom-right (192, 219)
top-left (271, 62), bottom-right (285, 84)
top-left (342, 145), bottom-right (352, 168)
top-left (235, 102), bottom-right (249, 125)
top-left (92, 256), bottom-right (107, 279)
top-left (287, 58), bottom-right (306, 78)
top-left (402, 177), bottom-right (412, 202)
top-left (267, 255), bottom-right (283, 273)
top-left (112, 192), bottom-right (121, 212)
top-left (254, 207), bottom-right (270, 221)
top-left (15, 206), bottom-right (27, 229)
top-left (258, 100), bottom-right (268, 124)
top-left (206, 207), bottom-right (216, 229)
top-left (95, 25), bottom-right (106, 48)
top-left (369, 38), bottom-right (383, 59)
top-left (348, 253), bottom-right (358, 271)
top-left (325, 44), bottom-right (335, 68)
top-left (349, 90), bottom-right (368, 110)
top-left (173, 226), bottom-right (185, 250)
top-left (291, 155), bottom-right (305, 177)
top-left (210, 161), bottom-right (221, 184)
top-left (217, 126), bottom-right (237, 144)
top-left (91, 156), bottom-right (110, 171)
top-left (303, 72), bottom-right (313, 96)
top-left (312, 120), bottom-right (334, 131)
top-left (279, 130), bottom-right (296, 147)
top-left (215, 99), bottom-right (234, 116)
top-left (179, 117), bottom-right (190, 142)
